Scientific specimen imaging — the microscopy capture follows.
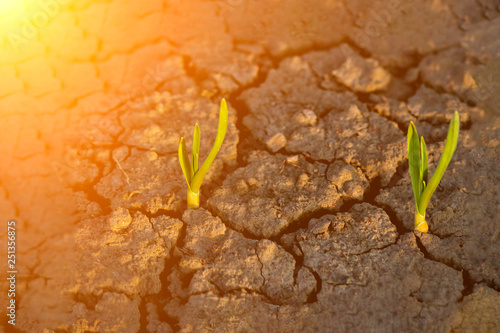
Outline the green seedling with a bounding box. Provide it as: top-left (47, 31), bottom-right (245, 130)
top-left (178, 99), bottom-right (228, 209)
top-left (407, 111), bottom-right (460, 232)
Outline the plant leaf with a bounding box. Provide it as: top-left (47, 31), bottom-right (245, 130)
top-left (191, 99), bottom-right (229, 193)
top-left (408, 122), bottom-right (422, 208)
top-left (192, 123), bottom-right (200, 173)
top-left (420, 136), bottom-right (428, 185)
top-left (418, 111), bottom-right (460, 214)
top-left (178, 137), bottom-right (193, 191)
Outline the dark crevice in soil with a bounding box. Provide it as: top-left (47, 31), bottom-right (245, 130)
top-left (274, 173), bottom-right (395, 244)
top-left (353, 91), bottom-right (373, 106)
top-left (460, 270), bottom-right (475, 301)
top-left (181, 271), bottom-right (196, 291)
top-left (255, 248), bottom-right (267, 293)
top-left (131, 207), bottom-right (183, 222)
top-left (199, 163), bottom-right (239, 210)
top-left (416, 234), bottom-right (500, 295)
top-left (158, 223), bottom-right (188, 302)
top-left (365, 102), bottom-right (409, 133)
top-left (364, 175), bottom-right (409, 236)
top-left (415, 234), bottom-right (464, 275)
top-left (306, 267), bottom-right (323, 303)
top-left (229, 73), bottom-right (281, 168)
top-left (385, 160), bottom-right (408, 189)
top-left (72, 292), bottom-right (100, 312)
top-left (414, 233), bottom-right (432, 259)
top-left (180, 55), bottom-right (198, 80)
top-left (158, 256), bottom-right (179, 299)
top-left (353, 240), bottom-right (400, 257)
top-left (272, 207), bottom-right (340, 244)
top-left (292, 250), bottom-right (304, 283)
top-left (161, 311), bottom-right (180, 333)
top-left (334, 37), bottom-right (373, 59)
top-left (142, 294), bottom-right (180, 333)
top-left (73, 181), bottom-right (112, 216)
top-left (207, 208), bottom-right (266, 241)
top-left (409, 291), bottom-right (424, 303)
top-left (419, 80), bottom-right (478, 120)
top-left (336, 197), bottom-right (362, 214)
top-left (139, 299), bottom-right (148, 333)
top-left (155, 237), bottom-right (185, 330)
top-left (241, 37), bottom-right (363, 68)
top-left (389, 53), bottom-right (423, 80)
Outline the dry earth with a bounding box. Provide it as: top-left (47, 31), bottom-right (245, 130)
top-left (0, 0), bottom-right (499, 332)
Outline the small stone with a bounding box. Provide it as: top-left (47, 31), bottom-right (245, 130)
top-left (295, 109), bottom-right (318, 126)
top-left (286, 155), bottom-right (299, 164)
top-left (146, 151), bottom-right (158, 161)
top-left (296, 173), bottom-right (310, 188)
top-left (108, 207), bottom-right (133, 232)
top-left (310, 219), bottom-right (331, 235)
top-left (266, 132), bottom-right (287, 152)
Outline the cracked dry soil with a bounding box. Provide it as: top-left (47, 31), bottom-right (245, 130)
top-left (1, 0), bottom-right (499, 332)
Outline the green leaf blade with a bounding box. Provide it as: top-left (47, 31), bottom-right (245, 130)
top-left (421, 136), bottom-right (428, 185)
top-left (178, 137), bottom-right (193, 191)
top-left (408, 122), bottom-right (422, 208)
top-left (193, 123), bottom-right (200, 173)
top-left (191, 98), bottom-right (229, 193)
top-left (418, 111), bottom-right (460, 214)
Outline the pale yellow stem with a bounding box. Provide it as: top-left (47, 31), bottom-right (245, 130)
top-left (187, 190), bottom-right (200, 209)
top-left (414, 210), bottom-right (428, 233)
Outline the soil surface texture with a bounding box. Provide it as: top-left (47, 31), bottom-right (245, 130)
top-left (0, 0), bottom-right (499, 332)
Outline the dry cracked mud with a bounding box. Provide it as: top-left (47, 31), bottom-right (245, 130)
top-left (0, 0), bottom-right (499, 332)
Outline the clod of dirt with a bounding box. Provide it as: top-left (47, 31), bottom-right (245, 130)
top-left (420, 24), bottom-right (500, 113)
top-left (266, 132), bottom-right (288, 153)
top-left (408, 86), bottom-right (471, 126)
top-left (374, 84), bottom-right (475, 141)
top-left (321, 104), bottom-right (405, 185)
top-left (95, 149), bottom-right (185, 214)
top-left (225, 0), bottom-right (353, 56)
top-left (373, 96), bottom-right (415, 125)
top-left (332, 45), bottom-right (391, 93)
top-left (208, 151), bottom-right (368, 238)
top-left (161, 1), bottom-right (260, 93)
top-left (290, 203), bottom-right (398, 258)
top-left (241, 54), bottom-right (406, 185)
top-left (345, 1), bottom-right (462, 68)
top-left (164, 292), bottom-right (280, 332)
top-left (178, 208), bottom-right (228, 275)
top-left (70, 293), bottom-right (140, 333)
top-left (461, 16), bottom-right (500, 62)
top-left (73, 211), bottom-right (182, 297)
top-left (449, 284), bottom-right (500, 332)
top-left (177, 208), bottom-right (316, 305)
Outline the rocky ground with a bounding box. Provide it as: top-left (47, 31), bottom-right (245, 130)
top-left (0, 0), bottom-right (499, 332)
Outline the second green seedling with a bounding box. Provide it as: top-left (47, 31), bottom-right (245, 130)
top-left (407, 111), bottom-right (460, 232)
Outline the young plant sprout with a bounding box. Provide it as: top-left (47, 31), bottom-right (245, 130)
top-left (178, 99), bottom-right (228, 209)
top-left (407, 111), bottom-right (460, 233)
